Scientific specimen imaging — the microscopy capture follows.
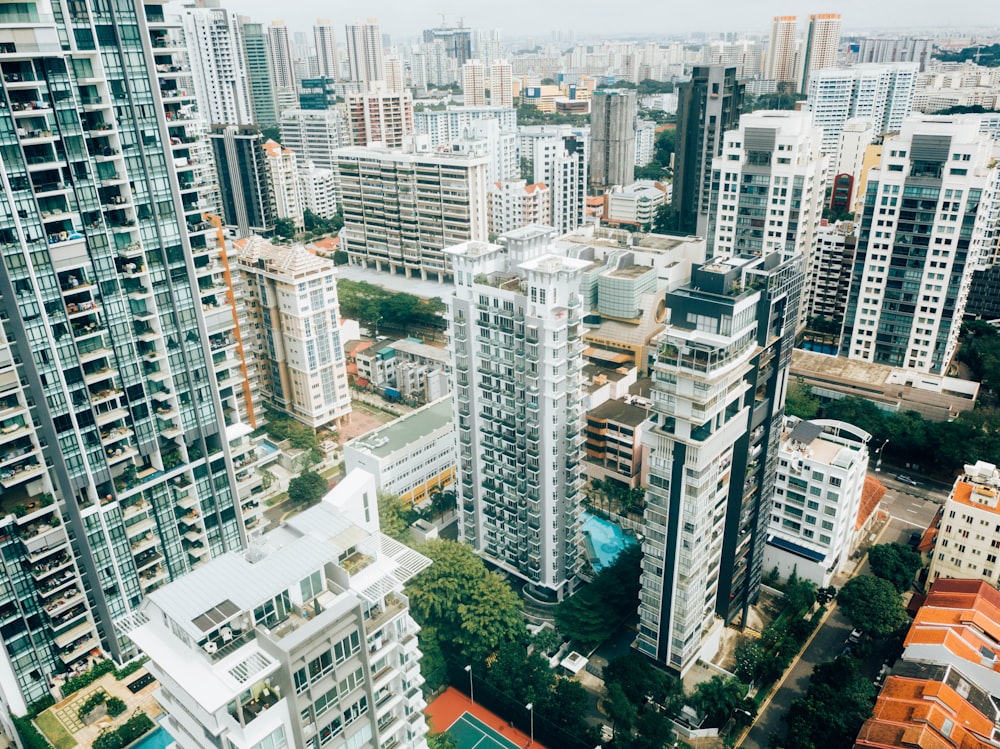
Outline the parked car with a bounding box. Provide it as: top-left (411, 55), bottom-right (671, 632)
top-left (908, 531), bottom-right (922, 548)
top-left (896, 474), bottom-right (919, 486)
top-left (848, 628), bottom-right (864, 644)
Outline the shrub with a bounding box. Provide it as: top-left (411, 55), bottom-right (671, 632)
top-left (62, 659), bottom-right (115, 697)
top-left (12, 716), bottom-right (49, 749)
top-left (93, 711), bottom-right (154, 749)
top-left (113, 657), bottom-right (148, 681)
top-left (27, 695), bottom-right (55, 717)
top-left (106, 697), bottom-right (126, 717)
top-left (77, 690), bottom-right (107, 722)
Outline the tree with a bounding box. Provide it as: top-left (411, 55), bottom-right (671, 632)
top-left (405, 540), bottom-right (527, 664)
top-left (689, 675), bottom-right (752, 728)
top-left (272, 218), bottom-right (297, 239)
top-left (783, 657), bottom-right (875, 749)
top-left (822, 397), bottom-right (888, 444)
top-left (377, 491), bottom-right (415, 542)
top-left (287, 471), bottom-right (327, 505)
top-left (429, 489), bottom-right (456, 517)
top-left (837, 574), bottom-right (907, 636)
top-left (869, 543), bottom-right (923, 593)
top-left (554, 543), bottom-right (641, 647)
top-left (427, 733), bottom-right (458, 749)
top-left (605, 682), bottom-right (637, 739)
top-left (260, 125), bottom-right (281, 142)
top-left (785, 378), bottom-right (820, 419)
top-left (531, 627), bottom-right (562, 657)
top-left (733, 639), bottom-right (766, 683)
top-left (603, 653), bottom-right (683, 712)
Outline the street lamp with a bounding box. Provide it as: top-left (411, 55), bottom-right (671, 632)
top-left (526, 703), bottom-right (534, 746)
top-left (374, 315), bottom-right (384, 338)
top-left (464, 664), bottom-right (473, 704)
top-left (875, 438), bottom-right (889, 473)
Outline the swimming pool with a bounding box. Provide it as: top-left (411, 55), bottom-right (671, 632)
top-left (581, 511), bottom-right (635, 570)
top-left (127, 726), bottom-right (175, 749)
top-left (255, 439), bottom-right (280, 461)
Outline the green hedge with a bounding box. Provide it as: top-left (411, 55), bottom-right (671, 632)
top-left (61, 660), bottom-right (114, 697)
top-left (92, 712), bottom-right (154, 749)
top-left (12, 715), bottom-right (51, 749)
top-left (106, 697), bottom-right (126, 717)
top-left (27, 696), bottom-right (55, 718)
top-left (77, 690), bottom-right (106, 722)
top-left (114, 658), bottom-right (148, 681)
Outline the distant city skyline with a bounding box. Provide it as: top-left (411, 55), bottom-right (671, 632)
top-left (217, 1), bottom-right (1000, 41)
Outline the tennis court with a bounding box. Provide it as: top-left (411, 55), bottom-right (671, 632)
top-left (446, 712), bottom-right (522, 749)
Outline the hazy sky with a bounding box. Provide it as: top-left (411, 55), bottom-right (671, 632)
top-left (216, 0), bottom-right (1000, 41)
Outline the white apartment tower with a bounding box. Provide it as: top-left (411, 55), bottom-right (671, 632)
top-left (806, 63), bottom-right (919, 178)
top-left (299, 161), bottom-right (339, 220)
top-left (767, 16), bottom-right (800, 91)
top-left (385, 55), bottom-right (405, 93)
top-left (446, 227), bottom-right (589, 598)
top-left (182, 6), bottom-right (254, 126)
top-left (801, 13), bottom-right (842, 91)
top-left (346, 19), bottom-right (385, 86)
top-left (842, 116), bottom-right (1000, 373)
top-left (488, 180), bottom-right (553, 235)
top-left (231, 238), bottom-right (351, 427)
top-left (705, 110), bottom-right (827, 330)
top-left (267, 21), bottom-right (297, 111)
top-left (519, 125), bottom-right (589, 234)
top-left (263, 140), bottom-right (304, 233)
top-left (462, 59), bottom-right (487, 107)
top-left (490, 61), bottom-right (513, 108)
top-left (336, 145), bottom-right (490, 281)
top-left (765, 417), bottom-right (871, 587)
top-left (280, 109), bottom-right (350, 170)
top-left (121, 470), bottom-right (431, 749)
top-left (314, 19), bottom-right (338, 80)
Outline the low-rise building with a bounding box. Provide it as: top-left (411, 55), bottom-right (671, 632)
top-left (928, 461), bottom-right (1000, 586)
top-left (584, 397), bottom-right (648, 489)
top-left (343, 398), bottom-right (457, 507)
top-left (765, 417), bottom-right (871, 587)
top-left (790, 349), bottom-right (980, 422)
top-left (355, 338), bottom-right (451, 404)
top-left (604, 181), bottom-right (668, 228)
top-left (120, 469), bottom-right (432, 749)
top-left (488, 180), bottom-right (552, 236)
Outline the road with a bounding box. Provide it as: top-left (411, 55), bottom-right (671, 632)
top-left (739, 477), bottom-right (942, 749)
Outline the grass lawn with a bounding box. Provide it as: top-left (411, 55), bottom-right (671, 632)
top-left (35, 710), bottom-right (76, 749)
top-left (265, 492), bottom-right (288, 507)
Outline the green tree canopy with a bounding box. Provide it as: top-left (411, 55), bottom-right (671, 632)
top-left (287, 471), bottom-right (327, 505)
top-left (783, 657), bottom-right (876, 749)
top-left (837, 574), bottom-right (908, 636)
top-left (554, 543), bottom-right (641, 647)
top-left (689, 675), bottom-right (754, 728)
top-left (272, 218), bottom-right (296, 239)
top-left (868, 543), bottom-right (923, 593)
top-left (603, 652), bottom-right (683, 712)
top-left (605, 682), bottom-right (637, 739)
top-left (377, 491), bottom-right (416, 542)
top-left (405, 540), bottom-right (527, 664)
top-left (785, 378), bottom-right (820, 420)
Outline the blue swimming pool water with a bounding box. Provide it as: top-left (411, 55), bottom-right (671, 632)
top-left (256, 439), bottom-right (280, 459)
top-left (581, 511), bottom-right (635, 570)
top-left (127, 726), bottom-right (175, 749)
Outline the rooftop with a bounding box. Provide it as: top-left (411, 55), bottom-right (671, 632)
top-left (587, 397), bottom-right (649, 427)
top-left (345, 397), bottom-right (453, 459)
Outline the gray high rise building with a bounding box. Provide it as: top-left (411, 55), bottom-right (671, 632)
top-left (673, 66), bottom-right (745, 236)
top-left (589, 89), bottom-right (637, 191)
top-left (209, 126), bottom-right (277, 237)
top-left (0, 0), bottom-right (253, 725)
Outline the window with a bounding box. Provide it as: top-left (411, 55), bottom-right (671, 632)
top-left (308, 651), bottom-right (333, 681)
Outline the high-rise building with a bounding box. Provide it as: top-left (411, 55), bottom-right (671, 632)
top-left (705, 110), bottom-right (827, 330)
top-left (519, 125), bottom-right (590, 234)
top-left (800, 13), bottom-right (842, 91)
top-left (182, 6), bottom-right (254, 126)
top-left (637, 250), bottom-right (803, 674)
top-left (414, 106), bottom-right (518, 145)
top-left (314, 19), bottom-right (338, 81)
top-left (488, 180), bottom-right (553, 235)
top-left (267, 21), bottom-right (297, 111)
top-left (298, 160), bottom-right (339, 220)
top-left (490, 61), bottom-right (513, 108)
top-left (336, 145), bottom-right (490, 281)
top-left (635, 119), bottom-right (657, 166)
top-left (462, 59), bottom-right (487, 107)
top-left (280, 108), bottom-right (350, 170)
top-left (0, 0), bottom-right (253, 718)
top-left (346, 85), bottom-right (415, 148)
top-left (806, 63), bottom-right (919, 179)
top-left (673, 65), bottom-right (745, 236)
top-left (384, 54), bottom-right (404, 93)
top-left (346, 19), bottom-right (385, 85)
top-left (477, 29), bottom-right (504, 70)
top-left (766, 15), bottom-right (799, 91)
top-left (801, 221), bottom-right (858, 340)
top-left (764, 416), bottom-right (871, 587)
top-left (263, 140), bottom-right (304, 233)
top-left (842, 116), bottom-right (1000, 373)
top-left (210, 126), bottom-right (276, 236)
top-left (120, 469), bottom-right (431, 749)
top-left (423, 24), bottom-right (473, 66)
top-left (830, 118), bottom-right (877, 213)
top-left (230, 237), bottom-right (351, 428)
top-left (589, 89), bottom-right (638, 191)
top-left (239, 18), bottom-right (279, 129)
top-left (856, 36), bottom-right (934, 72)
top-left (446, 227), bottom-right (588, 598)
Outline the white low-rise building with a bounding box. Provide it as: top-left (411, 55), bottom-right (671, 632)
top-left (928, 461), bottom-right (1000, 586)
top-left (299, 160), bottom-right (339, 220)
top-left (343, 398), bottom-right (456, 507)
top-left (120, 469), bottom-right (432, 749)
top-left (605, 181), bottom-right (667, 226)
top-left (765, 417), bottom-right (871, 587)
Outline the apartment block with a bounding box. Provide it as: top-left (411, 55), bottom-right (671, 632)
top-left (336, 144), bottom-right (490, 282)
top-left (841, 116), bottom-right (1000, 374)
top-left (210, 126), bottom-right (276, 237)
top-left (280, 109), bottom-right (350, 171)
top-left (263, 140), bottom-right (304, 233)
top-left (239, 18), bottom-right (279, 129)
top-left (314, 20), bottom-right (338, 81)
top-left (121, 470), bottom-right (431, 749)
top-left (801, 13), bottom-right (842, 92)
top-left (414, 106), bottom-right (518, 146)
top-left (766, 16), bottom-right (800, 91)
top-left (801, 221), bottom-right (857, 341)
top-left (518, 125), bottom-right (589, 234)
top-left (346, 85), bottom-right (415, 149)
top-left (345, 19), bottom-right (385, 86)
top-left (0, 0), bottom-right (255, 719)
top-left (462, 59), bottom-right (487, 107)
top-left (765, 417), bottom-right (871, 587)
top-left (590, 89), bottom-right (638, 191)
top-left (605, 181), bottom-right (667, 227)
top-left (927, 461), bottom-right (1000, 585)
top-left (446, 227), bottom-right (589, 598)
top-left (584, 398), bottom-right (648, 489)
top-left (638, 250), bottom-right (803, 673)
top-left (299, 161), bottom-right (339, 220)
top-left (488, 180), bottom-right (552, 236)
top-left (635, 119), bottom-right (657, 166)
top-left (344, 398), bottom-right (457, 507)
top-left (490, 61), bottom-right (513, 109)
top-left (182, 6), bottom-right (254, 126)
top-left (231, 238), bottom-right (351, 429)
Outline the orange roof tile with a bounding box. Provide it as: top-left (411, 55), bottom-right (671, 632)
top-left (857, 475), bottom-right (887, 530)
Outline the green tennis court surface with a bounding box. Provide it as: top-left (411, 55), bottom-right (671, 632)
top-left (446, 712), bottom-right (522, 749)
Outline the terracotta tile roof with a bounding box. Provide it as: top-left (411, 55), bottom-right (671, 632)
top-left (857, 475), bottom-right (887, 530)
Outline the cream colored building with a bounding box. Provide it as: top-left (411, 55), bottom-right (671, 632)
top-left (263, 139), bottom-right (304, 232)
top-left (929, 461), bottom-right (1000, 586)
